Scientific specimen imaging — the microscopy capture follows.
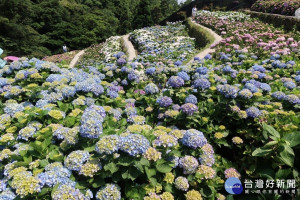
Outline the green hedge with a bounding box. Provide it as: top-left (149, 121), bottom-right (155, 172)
top-left (185, 18), bottom-right (215, 50)
top-left (245, 10), bottom-right (300, 31)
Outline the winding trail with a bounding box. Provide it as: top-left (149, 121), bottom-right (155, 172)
top-left (187, 19), bottom-right (222, 65)
top-left (69, 50), bottom-right (85, 68)
top-left (122, 34), bottom-right (137, 61)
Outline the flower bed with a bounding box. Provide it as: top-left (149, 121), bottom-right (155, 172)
top-left (42, 50), bottom-right (80, 65)
top-left (0, 11), bottom-right (300, 200)
top-left (251, 0), bottom-right (300, 16)
top-left (79, 36), bottom-right (123, 66)
top-left (130, 22), bottom-right (198, 65)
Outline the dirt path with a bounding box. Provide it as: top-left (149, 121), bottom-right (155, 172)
top-left (123, 34), bottom-right (137, 61)
top-left (187, 19), bottom-right (222, 65)
top-left (69, 50), bottom-right (85, 68)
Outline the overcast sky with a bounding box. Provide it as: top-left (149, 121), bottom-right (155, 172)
top-left (177, 0), bottom-right (186, 4)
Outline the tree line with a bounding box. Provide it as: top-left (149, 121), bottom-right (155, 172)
top-left (0, 0), bottom-right (179, 58)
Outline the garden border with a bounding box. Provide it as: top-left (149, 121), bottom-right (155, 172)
top-left (245, 10), bottom-right (300, 31)
top-left (185, 17), bottom-right (222, 65)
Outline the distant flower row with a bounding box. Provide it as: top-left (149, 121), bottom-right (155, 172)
top-left (251, 0), bottom-right (300, 16)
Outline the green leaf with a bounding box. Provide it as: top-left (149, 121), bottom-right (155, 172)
top-left (38, 187), bottom-right (51, 197)
top-left (263, 123), bottom-right (280, 139)
top-left (92, 178), bottom-right (105, 188)
top-left (282, 131), bottom-right (300, 147)
top-left (264, 141), bottom-right (278, 148)
top-left (39, 159), bottom-right (49, 167)
top-left (200, 185), bottom-right (214, 198)
top-left (156, 163), bottom-right (173, 173)
top-left (84, 145), bottom-right (95, 152)
top-left (278, 144), bottom-right (294, 167)
top-left (252, 147), bottom-right (272, 157)
top-left (145, 167), bottom-right (156, 178)
top-left (275, 169), bottom-right (292, 179)
top-left (139, 158), bottom-right (150, 166)
top-left (104, 162), bottom-right (119, 174)
top-left (117, 156), bottom-right (134, 166)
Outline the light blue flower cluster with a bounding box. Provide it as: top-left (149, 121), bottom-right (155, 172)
top-left (177, 71), bottom-right (190, 81)
top-left (38, 162), bottom-right (73, 187)
top-left (0, 188), bottom-right (16, 200)
top-left (96, 135), bottom-right (120, 154)
top-left (119, 134), bottom-right (150, 156)
top-left (181, 129), bottom-right (207, 149)
top-left (17, 126), bottom-right (36, 141)
top-left (156, 96), bottom-right (173, 107)
top-left (167, 76), bottom-right (185, 88)
top-left (64, 150), bottom-right (90, 171)
top-left (180, 103), bottom-right (198, 116)
top-left (80, 105), bottom-right (105, 139)
top-left (174, 176), bottom-right (189, 191)
top-left (152, 134), bottom-right (178, 148)
top-left (217, 84), bottom-right (239, 98)
top-left (238, 89), bottom-right (253, 99)
top-left (193, 78), bottom-right (211, 90)
top-left (52, 184), bottom-right (91, 200)
top-left (96, 184), bottom-right (121, 200)
top-left (4, 102), bottom-right (24, 116)
top-left (178, 155), bottom-right (199, 174)
top-left (199, 144), bottom-right (215, 167)
top-left (185, 94), bottom-right (198, 105)
top-left (144, 83), bottom-right (159, 94)
top-left (246, 107), bottom-right (261, 118)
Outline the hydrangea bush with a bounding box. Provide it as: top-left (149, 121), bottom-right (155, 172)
top-left (0, 10), bottom-right (299, 200)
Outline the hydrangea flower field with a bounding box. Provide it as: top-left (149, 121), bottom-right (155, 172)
top-left (0, 11), bottom-right (299, 200)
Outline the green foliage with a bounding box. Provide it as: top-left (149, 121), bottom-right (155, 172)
top-left (185, 18), bottom-right (215, 49)
top-left (0, 0), bottom-right (180, 58)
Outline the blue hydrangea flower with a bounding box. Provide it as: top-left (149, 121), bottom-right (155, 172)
top-left (185, 94), bottom-right (197, 104)
top-left (193, 79), bottom-right (211, 90)
top-left (244, 83), bottom-right (258, 93)
top-left (204, 53), bottom-right (213, 60)
top-left (80, 105), bottom-right (105, 139)
top-left (144, 83), bottom-right (159, 94)
top-left (156, 96), bottom-right (173, 107)
top-left (96, 184), bottom-right (121, 200)
top-left (178, 156), bottom-right (199, 174)
top-left (120, 134), bottom-right (150, 156)
top-left (180, 103), bottom-right (198, 116)
top-left (0, 188), bottom-right (16, 200)
top-left (271, 91), bottom-right (286, 100)
top-left (38, 165), bottom-right (72, 187)
top-left (260, 83), bottom-right (271, 92)
top-left (177, 71), bottom-right (190, 81)
top-left (96, 135), bottom-right (120, 154)
top-left (284, 81), bottom-right (296, 90)
top-left (251, 64), bottom-right (266, 73)
top-left (246, 107), bottom-right (261, 118)
top-left (146, 67), bottom-right (156, 75)
top-left (295, 75), bottom-right (300, 83)
top-left (181, 129), bottom-right (207, 149)
top-left (52, 184), bottom-right (90, 200)
top-left (167, 76), bottom-right (184, 88)
top-left (117, 58), bottom-right (126, 66)
top-left (223, 65), bottom-right (232, 73)
top-left (196, 67), bottom-right (208, 75)
top-left (285, 95), bottom-right (300, 104)
top-left (174, 60), bottom-right (182, 66)
top-left (64, 150), bottom-right (90, 171)
top-left (238, 89), bottom-right (253, 99)
top-left (217, 84), bottom-right (238, 98)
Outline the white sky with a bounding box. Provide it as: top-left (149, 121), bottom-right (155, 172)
top-left (177, 0), bottom-right (187, 4)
